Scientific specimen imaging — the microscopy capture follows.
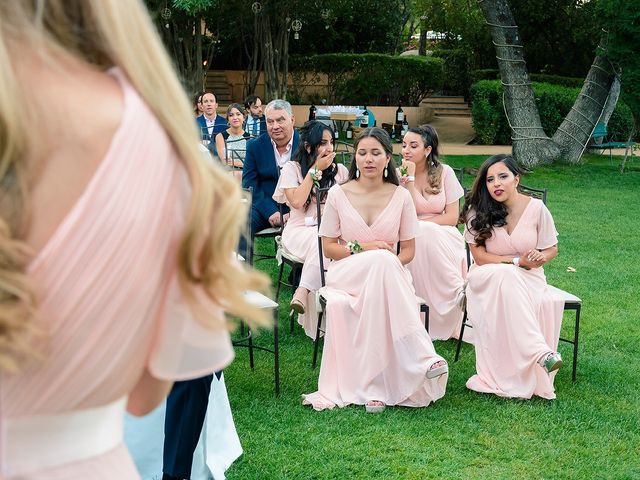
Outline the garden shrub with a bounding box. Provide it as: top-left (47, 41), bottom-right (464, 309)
top-left (431, 49), bottom-right (471, 97)
top-left (470, 80), bottom-right (635, 145)
top-left (289, 53), bottom-right (444, 106)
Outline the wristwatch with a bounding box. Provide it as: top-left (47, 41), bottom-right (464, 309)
top-left (512, 257), bottom-right (520, 267)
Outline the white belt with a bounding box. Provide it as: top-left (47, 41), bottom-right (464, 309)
top-left (2, 396), bottom-right (126, 477)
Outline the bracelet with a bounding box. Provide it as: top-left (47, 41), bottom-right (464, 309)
top-left (405, 175), bottom-right (415, 182)
top-left (346, 240), bottom-right (363, 255)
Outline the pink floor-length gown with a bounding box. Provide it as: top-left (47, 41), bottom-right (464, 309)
top-left (464, 198), bottom-right (565, 399)
top-left (273, 162), bottom-right (349, 338)
top-left (405, 164), bottom-right (467, 340)
top-left (0, 69), bottom-right (234, 479)
top-left (302, 184), bottom-right (448, 411)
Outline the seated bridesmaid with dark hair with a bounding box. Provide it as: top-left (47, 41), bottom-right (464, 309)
top-left (462, 154), bottom-right (565, 400)
top-left (302, 127), bottom-right (448, 413)
top-left (399, 125), bottom-right (466, 340)
top-left (273, 121), bottom-right (349, 337)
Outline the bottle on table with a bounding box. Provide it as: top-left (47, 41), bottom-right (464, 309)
top-left (309, 104), bottom-right (317, 121)
top-left (395, 101), bottom-right (404, 124)
top-left (346, 123), bottom-right (353, 140)
top-left (334, 126), bottom-right (339, 140)
top-left (402, 117), bottom-right (409, 137)
top-left (361, 106), bottom-right (369, 128)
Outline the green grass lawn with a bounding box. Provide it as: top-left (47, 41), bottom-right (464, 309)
top-left (224, 154), bottom-right (640, 479)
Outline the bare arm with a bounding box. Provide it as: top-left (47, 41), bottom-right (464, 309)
top-left (284, 173), bottom-right (315, 210)
top-left (322, 236), bottom-right (395, 261)
top-left (215, 133), bottom-right (227, 165)
top-left (397, 238), bottom-right (415, 265)
top-left (126, 369), bottom-right (172, 416)
top-left (470, 243), bottom-right (558, 269)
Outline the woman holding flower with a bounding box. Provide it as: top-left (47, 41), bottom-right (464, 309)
top-left (399, 125), bottom-right (466, 340)
top-left (302, 127), bottom-right (448, 413)
top-left (462, 154), bottom-right (564, 399)
top-left (273, 121), bottom-right (349, 336)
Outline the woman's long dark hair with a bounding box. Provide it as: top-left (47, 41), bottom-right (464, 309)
top-left (293, 121), bottom-right (339, 210)
top-left (407, 124), bottom-right (442, 194)
top-left (347, 127), bottom-right (399, 186)
top-left (461, 154), bottom-right (524, 246)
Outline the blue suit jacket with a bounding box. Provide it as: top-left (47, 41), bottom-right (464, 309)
top-left (243, 115), bottom-right (267, 138)
top-left (196, 114), bottom-right (227, 157)
top-left (242, 131), bottom-right (299, 218)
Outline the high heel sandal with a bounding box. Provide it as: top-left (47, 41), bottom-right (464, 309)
top-left (539, 352), bottom-right (563, 373)
top-left (365, 400), bottom-right (386, 413)
top-left (426, 360), bottom-right (448, 379)
top-left (289, 288), bottom-right (307, 315)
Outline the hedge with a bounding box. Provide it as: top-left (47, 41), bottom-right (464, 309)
top-left (470, 80), bottom-right (634, 145)
top-left (431, 49), bottom-right (472, 97)
top-left (471, 70), bottom-right (585, 88)
top-left (289, 53), bottom-right (444, 106)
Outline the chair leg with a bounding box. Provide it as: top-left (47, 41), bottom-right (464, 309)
top-left (289, 309), bottom-right (295, 334)
top-left (454, 310), bottom-right (468, 362)
top-left (248, 327), bottom-right (255, 370)
top-left (275, 261), bottom-right (286, 303)
top-left (273, 308), bottom-right (280, 396)
top-left (424, 305), bottom-right (429, 333)
top-left (572, 305), bottom-right (580, 383)
top-left (312, 311), bottom-right (323, 369)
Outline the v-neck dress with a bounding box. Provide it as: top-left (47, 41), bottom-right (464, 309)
top-left (302, 184), bottom-right (448, 411)
top-left (405, 164), bottom-right (466, 340)
top-left (463, 198), bottom-right (565, 399)
top-left (273, 162), bottom-right (349, 338)
top-left (0, 69), bottom-right (234, 479)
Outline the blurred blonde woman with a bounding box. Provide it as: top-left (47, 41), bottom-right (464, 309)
top-left (0, 1), bottom-right (268, 479)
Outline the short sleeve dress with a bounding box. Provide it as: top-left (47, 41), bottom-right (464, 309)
top-left (405, 164), bottom-right (467, 340)
top-left (0, 69), bottom-right (234, 479)
top-left (463, 198), bottom-right (565, 399)
top-left (302, 184), bottom-right (448, 411)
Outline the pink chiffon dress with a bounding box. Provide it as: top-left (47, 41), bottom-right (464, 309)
top-left (464, 198), bottom-right (565, 399)
top-left (405, 164), bottom-right (467, 340)
top-left (0, 69), bottom-right (234, 479)
top-left (302, 184), bottom-right (448, 411)
top-left (273, 162), bottom-right (349, 338)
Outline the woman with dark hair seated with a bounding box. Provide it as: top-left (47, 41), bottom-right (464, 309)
top-left (273, 121), bottom-right (349, 336)
top-left (302, 127), bottom-right (448, 413)
top-left (462, 154), bottom-right (564, 400)
top-left (400, 125), bottom-right (466, 340)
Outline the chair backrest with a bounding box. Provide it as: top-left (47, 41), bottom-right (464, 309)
top-left (315, 186), bottom-right (332, 287)
top-left (592, 122), bottom-right (608, 140)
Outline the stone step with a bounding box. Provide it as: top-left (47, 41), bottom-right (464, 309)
top-left (422, 96), bottom-right (466, 105)
top-left (435, 111), bottom-right (472, 117)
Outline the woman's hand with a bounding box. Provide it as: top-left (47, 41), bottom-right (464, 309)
top-left (519, 249), bottom-right (547, 269)
top-left (361, 241), bottom-right (394, 252)
top-left (313, 149), bottom-right (336, 172)
top-left (400, 160), bottom-right (416, 177)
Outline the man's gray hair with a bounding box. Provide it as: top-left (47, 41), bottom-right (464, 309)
top-left (265, 99), bottom-right (293, 116)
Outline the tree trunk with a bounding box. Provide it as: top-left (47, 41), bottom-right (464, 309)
top-left (478, 0), bottom-right (560, 167)
top-left (552, 35), bottom-right (616, 161)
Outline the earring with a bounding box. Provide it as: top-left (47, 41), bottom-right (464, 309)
top-left (384, 165), bottom-right (388, 178)
top-left (356, 168), bottom-right (360, 179)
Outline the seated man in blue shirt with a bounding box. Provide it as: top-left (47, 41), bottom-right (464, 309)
top-left (243, 94), bottom-right (267, 138)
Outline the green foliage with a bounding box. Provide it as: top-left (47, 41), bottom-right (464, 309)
top-left (470, 80), bottom-right (635, 145)
top-left (290, 53), bottom-right (444, 106)
top-left (431, 49), bottom-right (472, 97)
top-left (470, 70), bottom-right (585, 88)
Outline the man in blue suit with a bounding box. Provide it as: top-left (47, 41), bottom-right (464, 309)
top-left (242, 99), bottom-right (299, 238)
top-left (196, 92), bottom-right (227, 156)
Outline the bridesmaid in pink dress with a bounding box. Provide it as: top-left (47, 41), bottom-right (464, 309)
top-left (273, 121), bottom-right (349, 337)
top-left (400, 125), bottom-right (466, 340)
top-left (462, 154), bottom-right (564, 400)
top-left (0, 2), bottom-right (267, 478)
top-left (302, 127), bottom-right (448, 413)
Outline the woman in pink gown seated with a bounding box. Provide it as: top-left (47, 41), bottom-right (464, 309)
top-left (400, 125), bottom-right (466, 340)
top-left (302, 127), bottom-right (448, 413)
top-left (461, 154), bottom-right (564, 400)
top-left (0, 1), bottom-right (268, 479)
top-left (273, 121), bottom-right (349, 337)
